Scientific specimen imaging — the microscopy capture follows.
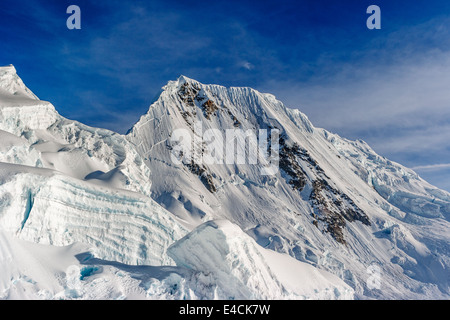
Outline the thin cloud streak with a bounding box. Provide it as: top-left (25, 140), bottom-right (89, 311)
top-left (412, 164), bottom-right (450, 171)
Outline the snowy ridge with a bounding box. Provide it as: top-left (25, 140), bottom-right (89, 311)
top-left (323, 131), bottom-right (450, 221)
top-left (0, 66), bottom-right (152, 198)
top-left (0, 65), bottom-right (39, 101)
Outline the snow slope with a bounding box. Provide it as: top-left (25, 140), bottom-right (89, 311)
top-left (168, 220), bottom-right (354, 300)
top-left (0, 219), bottom-right (353, 300)
top-left (0, 229), bottom-right (165, 300)
top-left (0, 66), bottom-right (449, 300)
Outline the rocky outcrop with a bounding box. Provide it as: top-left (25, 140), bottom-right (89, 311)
top-left (185, 160), bottom-right (217, 193)
top-left (278, 137), bottom-right (370, 244)
top-left (310, 179), bottom-right (371, 245)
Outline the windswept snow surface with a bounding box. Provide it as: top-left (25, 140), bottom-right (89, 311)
top-left (0, 229), bottom-right (168, 300)
top-left (0, 219), bottom-right (352, 300)
top-left (0, 162), bottom-right (187, 266)
top-left (168, 220), bottom-right (354, 300)
top-left (0, 66), bottom-right (449, 300)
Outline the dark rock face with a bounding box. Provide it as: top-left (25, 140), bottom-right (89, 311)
top-left (310, 179), bottom-right (371, 245)
top-left (279, 139), bottom-right (308, 191)
top-left (176, 82), bottom-right (218, 193)
top-left (178, 81), bottom-right (240, 126)
top-left (178, 82), bottom-right (201, 108)
top-left (278, 137), bottom-right (370, 245)
top-left (201, 100), bottom-right (219, 120)
top-left (185, 160), bottom-right (217, 193)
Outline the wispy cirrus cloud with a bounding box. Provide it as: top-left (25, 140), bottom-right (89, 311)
top-left (412, 164), bottom-right (450, 171)
top-left (258, 16), bottom-right (450, 191)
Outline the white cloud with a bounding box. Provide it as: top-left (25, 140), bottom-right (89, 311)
top-left (241, 61), bottom-right (254, 70)
top-left (412, 163), bottom-right (450, 171)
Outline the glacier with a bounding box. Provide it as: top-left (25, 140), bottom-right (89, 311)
top-left (0, 65), bottom-right (449, 300)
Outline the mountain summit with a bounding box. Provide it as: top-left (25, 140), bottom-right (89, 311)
top-left (127, 74), bottom-right (450, 298)
top-left (0, 66), bottom-right (449, 299)
top-left (0, 65), bottom-right (39, 100)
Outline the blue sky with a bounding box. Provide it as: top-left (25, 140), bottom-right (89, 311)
top-left (1, 0), bottom-right (450, 192)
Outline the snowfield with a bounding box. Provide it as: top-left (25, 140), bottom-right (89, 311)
top-left (0, 65), bottom-right (449, 300)
top-left (168, 220), bottom-right (354, 300)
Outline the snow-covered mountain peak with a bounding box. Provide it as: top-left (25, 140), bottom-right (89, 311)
top-left (176, 74), bottom-right (197, 85)
top-left (126, 75), bottom-right (450, 299)
top-left (153, 75), bottom-right (314, 133)
top-left (0, 68), bottom-right (449, 300)
top-left (0, 64), bottom-right (16, 73)
top-left (0, 66), bottom-right (58, 137)
top-left (0, 64), bottom-right (17, 75)
top-left (161, 75), bottom-right (203, 94)
top-left (0, 65), bottom-right (39, 101)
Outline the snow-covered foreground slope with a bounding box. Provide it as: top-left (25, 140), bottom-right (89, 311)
top-left (0, 162), bottom-right (187, 266)
top-left (0, 228), bottom-right (179, 300)
top-left (0, 65), bottom-right (449, 300)
top-left (168, 220), bottom-right (353, 300)
top-left (0, 219), bottom-right (352, 300)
